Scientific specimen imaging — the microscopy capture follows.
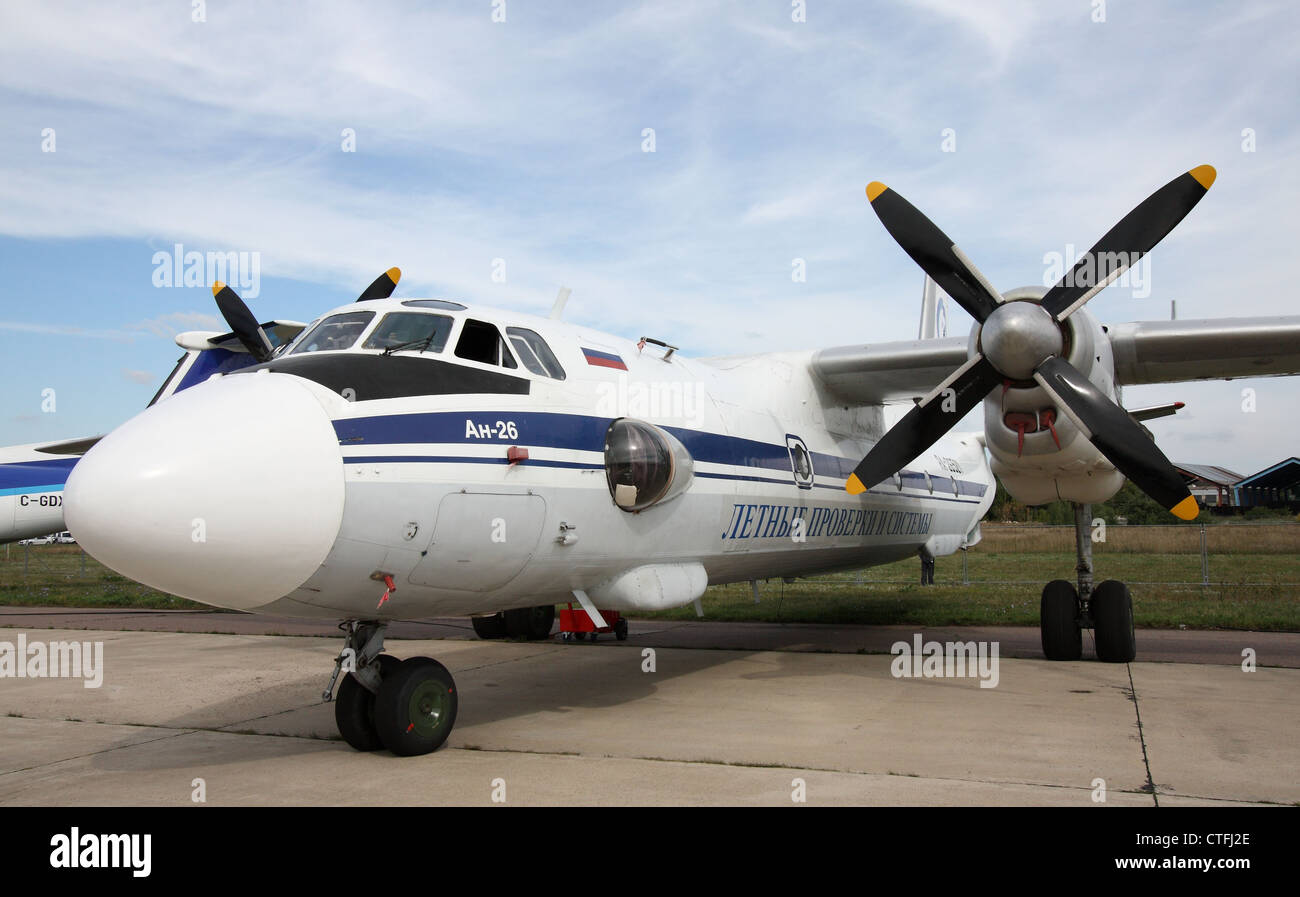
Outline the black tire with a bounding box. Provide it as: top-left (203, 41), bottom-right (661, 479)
top-left (373, 657), bottom-right (458, 756)
top-left (334, 653), bottom-right (400, 751)
top-left (1040, 580), bottom-right (1082, 661)
top-left (574, 631), bottom-right (587, 641)
top-left (504, 605), bottom-right (555, 640)
top-left (1092, 580), bottom-right (1136, 663)
top-left (615, 618), bottom-right (629, 641)
top-left (471, 613), bottom-right (507, 640)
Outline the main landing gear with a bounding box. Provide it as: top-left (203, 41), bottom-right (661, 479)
top-left (470, 605), bottom-right (555, 641)
top-left (1040, 503), bottom-right (1137, 663)
top-left (325, 621), bottom-right (458, 756)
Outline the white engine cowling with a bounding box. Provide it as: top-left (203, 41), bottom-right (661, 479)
top-left (975, 288), bottom-right (1125, 505)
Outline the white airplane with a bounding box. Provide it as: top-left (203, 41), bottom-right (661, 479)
top-left (33, 165), bottom-right (1300, 756)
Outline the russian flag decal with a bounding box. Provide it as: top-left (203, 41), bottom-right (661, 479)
top-left (581, 347), bottom-right (628, 371)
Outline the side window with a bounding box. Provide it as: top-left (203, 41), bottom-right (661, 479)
top-left (454, 319), bottom-right (517, 369)
top-left (507, 327), bottom-right (567, 380)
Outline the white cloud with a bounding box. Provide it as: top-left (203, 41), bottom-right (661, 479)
top-left (128, 311), bottom-right (224, 340)
top-left (121, 368), bottom-right (154, 385)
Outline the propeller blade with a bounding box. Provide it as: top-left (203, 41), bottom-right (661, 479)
top-left (357, 267), bottom-right (402, 302)
top-left (1033, 356), bottom-right (1197, 519)
top-left (1040, 165), bottom-right (1216, 321)
top-left (865, 182), bottom-right (1003, 324)
top-left (212, 282), bottom-right (274, 362)
top-left (846, 355), bottom-right (1002, 494)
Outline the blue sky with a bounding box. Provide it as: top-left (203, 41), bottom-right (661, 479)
top-left (1, 0), bottom-right (1297, 475)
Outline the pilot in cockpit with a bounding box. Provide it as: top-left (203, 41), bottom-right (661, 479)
top-left (369, 325), bottom-right (405, 349)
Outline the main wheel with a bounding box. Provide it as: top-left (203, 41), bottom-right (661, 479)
top-left (615, 618), bottom-right (629, 641)
top-left (1040, 580), bottom-right (1082, 661)
top-left (373, 657), bottom-right (458, 756)
top-left (1091, 580), bottom-right (1136, 663)
top-left (471, 612), bottom-right (507, 639)
top-left (504, 604), bottom-right (555, 640)
top-left (335, 653), bottom-right (400, 751)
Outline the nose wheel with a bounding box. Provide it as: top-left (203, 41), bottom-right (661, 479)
top-left (334, 653), bottom-right (400, 751)
top-left (372, 657), bottom-right (458, 756)
top-left (327, 621), bottom-right (459, 756)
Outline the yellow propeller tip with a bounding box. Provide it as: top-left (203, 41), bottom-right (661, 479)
top-left (865, 182), bottom-right (888, 202)
top-left (1189, 165), bottom-right (1216, 190)
top-left (1171, 495), bottom-right (1199, 521)
top-left (386, 266), bottom-right (401, 283)
top-left (846, 473), bottom-right (867, 495)
top-left (211, 281), bottom-right (226, 296)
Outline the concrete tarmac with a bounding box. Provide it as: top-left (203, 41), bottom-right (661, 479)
top-left (3, 606), bottom-right (1295, 666)
top-left (0, 619), bottom-right (1295, 806)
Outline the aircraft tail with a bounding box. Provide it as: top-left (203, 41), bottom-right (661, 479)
top-left (917, 275), bottom-right (949, 340)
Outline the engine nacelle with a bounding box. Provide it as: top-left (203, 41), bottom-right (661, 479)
top-left (975, 288), bottom-right (1125, 505)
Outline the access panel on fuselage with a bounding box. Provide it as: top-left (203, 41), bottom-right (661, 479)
top-left (408, 491), bottom-right (547, 591)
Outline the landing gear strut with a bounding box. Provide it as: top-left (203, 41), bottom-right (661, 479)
top-left (1040, 503), bottom-right (1136, 663)
top-left (325, 620), bottom-right (459, 755)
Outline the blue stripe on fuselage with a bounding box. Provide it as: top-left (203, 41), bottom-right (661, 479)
top-left (336, 411), bottom-right (842, 477)
top-left (0, 458), bottom-right (77, 495)
top-left (333, 411), bottom-right (989, 498)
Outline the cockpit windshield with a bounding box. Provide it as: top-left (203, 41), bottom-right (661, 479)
top-left (289, 311), bottom-right (375, 354)
top-left (363, 312), bottom-right (454, 354)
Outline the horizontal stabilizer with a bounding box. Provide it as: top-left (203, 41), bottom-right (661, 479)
top-left (1127, 401), bottom-right (1184, 422)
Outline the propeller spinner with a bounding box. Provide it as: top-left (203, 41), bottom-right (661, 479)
top-left (846, 166), bottom-right (1216, 521)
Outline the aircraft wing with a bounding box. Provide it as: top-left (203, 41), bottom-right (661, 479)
top-left (1108, 316), bottom-right (1300, 385)
top-left (812, 315), bottom-right (1300, 403)
top-left (30, 435), bottom-right (102, 455)
top-left (178, 320), bottom-right (308, 353)
top-left (811, 336), bottom-right (968, 403)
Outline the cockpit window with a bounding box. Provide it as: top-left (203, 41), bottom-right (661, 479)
top-left (362, 312), bottom-right (454, 354)
top-left (455, 319), bottom-right (517, 369)
top-left (289, 311), bottom-right (375, 354)
top-left (507, 327), bottom-right (566, 380)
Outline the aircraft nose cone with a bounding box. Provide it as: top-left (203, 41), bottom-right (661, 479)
top-left (65, 372), bottom-right (344, 610)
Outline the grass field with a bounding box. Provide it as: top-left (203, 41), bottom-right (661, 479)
top-left (0, 543), bottom-right (202, 611)
top-left (2, 523), bottom-right (1298, 630)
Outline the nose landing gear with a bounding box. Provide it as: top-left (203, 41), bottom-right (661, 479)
top-left (1039, 503), bottom-right (1137, 663)
top-left (325, 620), bottom-right (459, 756)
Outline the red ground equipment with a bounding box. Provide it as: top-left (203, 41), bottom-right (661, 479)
top-left (559, 603), bottom-right (629, 641)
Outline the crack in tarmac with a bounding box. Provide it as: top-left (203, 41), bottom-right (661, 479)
top-left (1125, 663), bottom-right (1160, 807)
